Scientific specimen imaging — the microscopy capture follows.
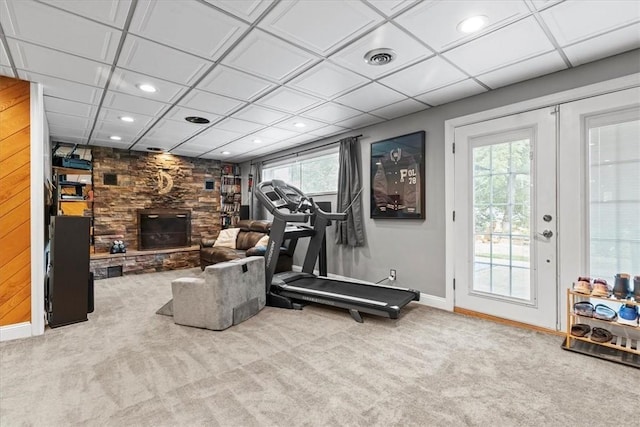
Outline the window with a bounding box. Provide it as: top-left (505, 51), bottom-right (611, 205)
top-left (262, 149), bottom-right (339, 195)
top-left (588, 108), bottom-right (640, 279)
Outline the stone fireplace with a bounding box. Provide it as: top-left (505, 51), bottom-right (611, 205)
top-left (137, 209), bottom-right (191, 250)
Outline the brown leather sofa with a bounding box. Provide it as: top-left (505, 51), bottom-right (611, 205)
top-left (199, 220), bottom-right (292, 272)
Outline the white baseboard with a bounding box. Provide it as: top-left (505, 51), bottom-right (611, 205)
top-left (415, 293), bottom-right (452, 312)
top-left (0, 322), bottom-right (32, 342)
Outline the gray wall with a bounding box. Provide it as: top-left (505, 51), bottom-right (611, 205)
top-left (243, 49), bottom-right (640, 298)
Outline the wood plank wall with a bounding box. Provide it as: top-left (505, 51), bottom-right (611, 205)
top-left (0, 76), bottom-right (31, 326)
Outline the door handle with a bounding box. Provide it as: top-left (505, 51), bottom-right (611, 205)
top-left (539, 229), bottom-right (553, 238)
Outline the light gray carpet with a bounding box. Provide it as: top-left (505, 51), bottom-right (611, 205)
top-left (1, 268), bottom-right (638, 426)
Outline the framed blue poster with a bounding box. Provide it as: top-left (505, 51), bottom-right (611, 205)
top-left (370, 131), bottom-right (425, 219)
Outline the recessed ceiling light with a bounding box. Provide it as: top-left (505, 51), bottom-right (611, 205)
top-left (457, 15), bottom-right (489, 34)
top-left (293, 122), bottom-right (306, 128)
top-left (137, 83), bottom-right (157, 93)
top-left (364, 48), bottom-right (396, 66)
top-left (253, 139), bottom-right (262, 144)
top-left (221, 151), bottom-right (231, 155)
top-left (146, 147), bottom-right (163, 152)
top-left (185, 116), bottom-right (210, 124)
top-left (119, 116), bottom-right (134, 122)
top-left (109, 135), bottom-right (122, 141)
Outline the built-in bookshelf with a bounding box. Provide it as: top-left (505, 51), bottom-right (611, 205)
top-left (220, 164), bottom-right (241, 228)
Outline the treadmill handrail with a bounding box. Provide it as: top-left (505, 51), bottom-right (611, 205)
top-left (255, 180), bottom-right (309, 223)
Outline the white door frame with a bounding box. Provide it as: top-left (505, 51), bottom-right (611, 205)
top-left (444, 73), bottom-right (640, 319)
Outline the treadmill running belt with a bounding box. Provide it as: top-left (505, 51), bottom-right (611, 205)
top-left (288, 277), bottom-right (417, 307)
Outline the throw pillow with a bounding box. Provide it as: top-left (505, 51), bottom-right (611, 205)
top-left (213, 228), bottom-right (241, 249)
top-left (254, 234), bottom-right (270, 248)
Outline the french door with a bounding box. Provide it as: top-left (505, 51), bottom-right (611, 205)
top-left (453, 108), bottom-right (558, 329)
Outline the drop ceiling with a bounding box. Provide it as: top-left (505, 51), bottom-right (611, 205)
top-left (1, 0), bottom-right (638, 163)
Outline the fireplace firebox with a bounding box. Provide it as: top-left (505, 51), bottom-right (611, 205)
top-left (137, 209), bottom-right (191, 250)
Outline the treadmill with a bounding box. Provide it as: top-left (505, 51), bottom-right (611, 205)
top-left (256, 179), bottom-right (420, 323)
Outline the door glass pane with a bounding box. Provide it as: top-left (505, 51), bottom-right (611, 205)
top-left (472, 138), bottom-right (531, 300)
top-left (588, 111), bottom-right (640, 278)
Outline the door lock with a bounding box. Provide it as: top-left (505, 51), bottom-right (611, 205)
top-left (539, 229), bottom-right (553, 239)
top-left (543, 214), bottom-right (552, 222)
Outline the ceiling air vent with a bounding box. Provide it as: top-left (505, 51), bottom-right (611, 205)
top-left (364, 48), bottom-right (396, 66)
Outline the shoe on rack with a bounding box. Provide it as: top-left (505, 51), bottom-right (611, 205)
top-left (574, 301), bottom-right (594, 317)
top-left (591, 278), bottom-right (611, 297)
top-left (593, 304), bottom-right (617, 321)
top-left (590, 327), bottom-right (613, 343)
top-left (570, 323), bottom-right (591, 337)
top-left (618, 304), bottom-right (639, 326)
top-left (634, 276), bottom-right (640, 303)
top-left (613, 273), bottom-right (631, 299)
top-left (573, 277), bottom-right (592, 294)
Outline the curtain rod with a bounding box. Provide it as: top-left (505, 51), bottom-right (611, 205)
top-left (251, 134), bottom-right (362, 166)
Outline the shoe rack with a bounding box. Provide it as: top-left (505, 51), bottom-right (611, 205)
top-left (563, 289), bottom-right (640, 367)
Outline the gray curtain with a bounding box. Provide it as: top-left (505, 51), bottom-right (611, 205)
top-left (335, 136), bottom-right (365, 246)
top-left (249, 162), bottom-right (267, 220)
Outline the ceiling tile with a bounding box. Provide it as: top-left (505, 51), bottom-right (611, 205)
top-left (222, 29), bottom-right (319, 83)
top-left (118, 35), bottom-right (213, 86)
top-left (215, 117), bottom-right (265, 134)
top-left (562, 23), bottom-right (640, 66)
top-left (301, 102), bottom-right (362, 123)
top-left (330, 22), bottom-right (434, 79)
top-left (477, 51), bottom-right (567, 89)
top-left (197, 65), bottom-right (275, 101)
top-left (0, 66), bottom-right (14, 78)
top-left (369, 98), bottom-right (426, 119)
top-left (46, 111), bottom-right (92, 129)
top-left (308, 124), bottom-right (347, 137)
top-left (442, 17), bottom-right (555, 75)
top-left (133, 138), bottom-right (178, 150)
top-left (258, 0), bottom-right (383, 55)
top-left (39, 0), bottom-right (132, 28)
top-left (110, 68), bottom-right (187, 103)
top-left (222, 134), bottom-right (279, 152)
top-left (164, 106), bottom-right (222, 126)
top-left (530, 0), bottom-right (564, 10)
top-left (130, 0), bottom-right (248, 60)
top-left (414, 78), bottom-right (486, 106)
top-left (142, 118), bottom-right (203, 142)
top-left (9, 40), bottom-right (109, 87)
top-left (94, 120), bottom-right (146, 138)
top-left (18, 71), bottom-right (103, 104)
top-left (50, 135), bottom-right (89, 145)
top-left (205, 0), bottom-right (274, 23)
top-left (44, 97), bottom-right (96, 118)
top-left (250, 127), bottom-right (299, 141)
top-left (102, 91), bottom-right (169, 116)
top-left (1, 0), bottom-right (121, 63)
top-left (334, 82), bottom-right (405, 112)
top-left (178, 89), bottom-right (246, 115)
top-left (255, 87), bottom-right (323, 114)
top-left (89, 138), bottom-right (132, 149)
top-left (365, 0), bottom-right (419, 17)
top-left (170, 146), bottom-right (207, 157)
top-left (395, 0), bottom-right (529, 52)
top-left (335, 113), bottom-right (385, 129)
top-left (49, 124), bottom-right (90, 139)
top-left (275, 116), bottom-right (330, 133)
top-left (379, 56), bottom-right (468, 96)
top-left (97, 108), bottom-right (156, 129)
top-left (288, 61), bottom-right (369, 99)
top-left (232, 104), bottom-right (291, 125)
top-left (540, 0), bottom-right (640, 46)
top-left (186, 127), bottom-right (244, 148)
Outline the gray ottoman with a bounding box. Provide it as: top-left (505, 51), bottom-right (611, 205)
top-left (171, 256), bottom-right (266, 330)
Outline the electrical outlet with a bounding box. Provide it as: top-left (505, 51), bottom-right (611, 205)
top-left (389, 269), bottom-right (397, 281)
